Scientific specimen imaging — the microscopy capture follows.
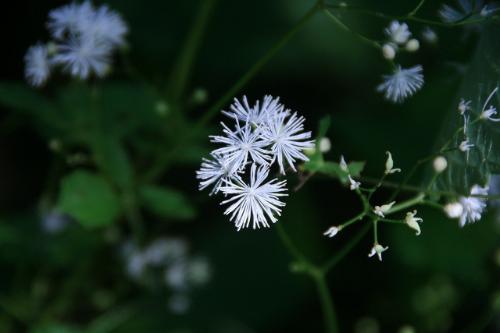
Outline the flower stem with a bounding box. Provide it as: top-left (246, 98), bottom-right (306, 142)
top-left (387, 193), bottom-right (425, 214)
top-left (313, 272), bottom-right (339, 333)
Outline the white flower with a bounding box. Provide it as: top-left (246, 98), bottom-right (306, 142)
top-left (377, 65), bottom-right (424, 103)
top-left (339, 155), bottom-right (348, 172)
top-left (319, 137), bottom-right (331, 153)
top-left (219, 164), bottom-right (288, 230)
top-left (382, 44), bottom-right (396, 60)
top-left (210, 119), bottom-right (271, 174)
top-left (52, 35), bottom-right (112, 79)
top-left (41, 210), bottom-right (70, 234)
top-left (459, 139), bottom-right (474, 152)
top-left (480, 87), bottom-right (499, 121)
top-left (368, 243), bottom-right (389, 261)
top-left (261, 112), bottom-right (314, 174)
top-left (421, 27), bottom-right (438, 44)
top-left (405, 210), bottom-right (423, 235)
top-left (458, 184), bottom-right (488, 227)
top-left (82, 4), bottom-right (128, 48)
top-left (165, 261), bottom-right (189, 290)
top-left (385, 151), bottom-right (401, 175)
top-left (323, 225), bottom-right (342, 238)
top-left (444, 202), bottom-right (464, 218)
top-left (439, 0), bottom-right (485, 23)
top-left (433, 156), bottom-right (448, 173)
top-left (348, 175), bottom-right (360, 190)
top-left (458, 99), bottom-right (471, 115)
top-left (47, 1), bottom-right (94, 39)
top-left (187, 256), bottom-right (211, 286)
top-left (222, 95), bottom-right (286, 126)
top-left (143, 238), bottom-right (187, 266)
top-left (373, 201), bottom-right (396, 218)
top-left (385, 21), bottom-right (411, 45)
top-left (196, 154), bottom-right (235, 195)
top-left (405, 39), bottom-right (420, 52)
top-left (24, 43), bottom-right (51, 87)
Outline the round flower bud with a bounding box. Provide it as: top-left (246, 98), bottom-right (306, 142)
top-left (444, 202), bottom-right (463, 219)
top-left (155, 100), bottom-right (169, 116)
top-left (382, 44), bottom-right (396, 60)
top-left (319, 137), bottom-right (331, 153)
top-left (421, 27), bottom-right (438, 44)
top-left (433, 156), bottom-right (448, 173)
top-left (405, 39), bottom-right (420, 52)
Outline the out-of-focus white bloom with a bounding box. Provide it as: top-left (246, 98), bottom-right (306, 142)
top-left (405, 39), bottom-right (420, 52)
top-left (382, 44), bottom-right (396, 60)
top-left (385, 151), bottom-right (401, 175)
top-left (385, 21), bottom-right (412, 45)
top-left (41, 210), bottom-right (71, 234)
top-left (457, 184), bottom-right (489, 227)
top-left (458, 99), bottom-right (471, 115)
top-left (210, 120), bottom-right (271, 175)
top-left (348, 175), bottom-right (360, 190)
top-left (421, 27), bottom-right (438, 44)
top-left (340, 155), bottom-right (348, 172)
top-left (480, 87), bottom-right (499, 121)
top-left (126, 251), bottom-right (147, 280)
top-left (143, 238), bottom-right (188, 266)
top-left (52, 36), bottom-right (112, 79)
top-left (24, 43), bottom-right (51, 87)
top-left (220, 164), bottom-right (288, 230)
top-left (323, 225), bottom-right (342, 238)
top-left (377, 65), bottom-right (424, 103)
top-left (459, 139), bottom-right (474, 152)
top-left (433, 156), bottom-right (448, 173)
top-left (374, 201), bottom-right (396, 218)
top-left (168, 293), bottom-right (190, 314)
top-left (165, 261), bottom-right (188, 290)
top-left (319, 137), bottom-right (331, 153)
top-left (187, 256), bottom-right (211, 286)
top-left (405, 210), bottom-right (423, 235)
top-left (261, 112), bottom-right (314, 174)
top-left (196, 154), bottom-right (235, 195)
top-left (444, 202), bottom-right (464, 218)
top-left (368, 243), bottom-right (389, 261)
top-left (480, 3), bottom-right (500, 16)
top-left (82, 4), bottom-right (128, 47)
top-left (439, 0), bottom-right (485, 23)
top-left (47, 1), bottom-right (94, 39)
top-left (222, 95), bottom-right (286, 126)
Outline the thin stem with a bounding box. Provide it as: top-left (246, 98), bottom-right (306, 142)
top-left (294, 171), bottom-right (316, 192)
top-left (275, 223), bottom-right (308, 264)
top-left (408, 0), bottom-right (426, 17)
top-left (321, 222), bottom-right (371, 274)
top-left (387, 193), bottom-right (425, 214)
top-left (341, 211), bottom-right (366, 228)
top-left (197, 1), bottom-right (320, 128)
top-left (313, 273), bottom-right (339, 333)
top-left (322, 9), bottom-right (381, 50)
top-left (167, 0), bottom-right (218, 103)
top-left (373, 219), bottom-right (379, 243)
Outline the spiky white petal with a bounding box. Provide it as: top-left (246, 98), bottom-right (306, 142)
top-left (219, 164), bottom-right (288, 230)
top-left (458, 184), bottom-right (488, 227)
top-left (261, 112), bottom-right (314, 174)
top-left (24, 43), bottom-right (51, 87)
top-left (196, 154), bottom-right (235, 195)
top-left (377, 65), bottom-right (424, 103)
top-left (222, 95), bottom-right (286, 126)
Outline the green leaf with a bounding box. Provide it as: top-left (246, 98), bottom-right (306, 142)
top-left (139, 185), bottom-right (196, 220)
top-left (92, 135), bottom-right (133, 190)
top-left (57, 171), bottom-right (121, 228)
top-left (317, 115), bottom-right (331, 139)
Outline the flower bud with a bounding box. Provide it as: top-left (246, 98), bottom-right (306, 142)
top-left (382, 44), bottom-right (396, 60)
top-left (340, 155), bottom-right (348, 172)
top-left (433, 156), bottom-right (447, 173)
top-left (374, 201), bottom-right (396, 217)
top-left (319, 137), bottom-right (331, 153)
top-left (323, 225), bottom-right (342, 238)
top-left (405, 210), bottom-right (422, 236)
top-left (385, 151), bottom-right (401, 175)
top-left (405, 39), bottom-right (420, 52)
top-left (444, 202), bottom-right (463, 219)
top-left (421, 27), bottom-right (438, 44)
top-left (368, 243), bottom-right (389, 261)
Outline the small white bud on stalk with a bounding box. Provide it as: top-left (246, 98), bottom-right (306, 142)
top-left (340, 155), bottom-right (348, 172)
top-left (405, 39), bottom-right (420, 52)
top-left (405, 210), bottom-right (423, 235)
top-left (433, 156), bottom-right (448, 173)
top-left (374, 201), bottom-right (396, 217)
top-left (444, 202), bottom-right (463, 218)
top-left (368, 243), bottom-right (389, 261)
top-left (382, 44), bottom-right (396, 60)
top-left (319, 137), bottom-right (331, 153)
top-left (385, 151), bottom-right (401, 175)
top-left (323, 225), bottom-right (342, 238)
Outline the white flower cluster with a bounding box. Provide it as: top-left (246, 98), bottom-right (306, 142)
top-left (444, 184), bottom-right (489, 227)
top-left (122, 238), bottom-right (211, 314)
top-left (439, 0), bottom-right (499, 23)
top-left (197, 95), bottom-right (315, 230)
top-left (378, 21), bottom-right (424, 103)
top-left (24, 1), bottom-right (128, 87)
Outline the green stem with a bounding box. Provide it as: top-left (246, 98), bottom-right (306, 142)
top-left (197, 1), bottom-right (320, 128)
top-left (407, 0), bottom-right (426, 17)
top-left (313, 273), bottom-right (339, 333)
top-left (275, 223), bottom-right (308, 264)
top-left (167, 0), bottom-right (218, 103)
top-left (387, 193), bottom-right (425, 214)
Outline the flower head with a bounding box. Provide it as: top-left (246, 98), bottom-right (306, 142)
top-left (377, 65), bottom-right (424, 103)
top-left (405, 210), bottom-right (423, 235)
top-left (374, 201), bottom-right (396, 218)
top-left (261, 112), bottom-right (314, 174)
top-left (421, 27), bottom-right (438, 44)
top-left (323, 225), bottom-right (342, 238)
top-left (196, 154), bottom-right (235, 195)
top-left (385, 21), bottom-right (411, 45)
top-left (47, 1), bottom-right (94, 39)
top-left (368, 243), bottom-right (389, 261)
top-left (222, 95), bottom-right (286, 126)
top-left (457, 184), bottom-right (488, 227)
top-left (219, 164), bottom-right (288, 230)
top-left (24, 43), bottom-right (51, 87)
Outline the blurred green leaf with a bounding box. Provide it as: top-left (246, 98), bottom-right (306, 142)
top-left (317, 115), bottom-right (331, 139)
top-left (139, 185), bottom-right (196, 220)
top-left (31, 323), bottom-right (82, 333)
top-left (57, 171), bottom-right (121, 228)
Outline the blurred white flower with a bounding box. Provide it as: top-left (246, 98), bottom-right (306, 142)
top-left (444, 202), bottom-right (464, 218)
top-left (374, 201), bottom-right (396, 218)
top-left (83, 4), bottom-right (128, 47)
top-left (348, 175), bottom-right (360, 190)
top-left (433, 156), bottom-right (448, 173)
top-left (439, 0), bottom-right (490, 23)
top-left (261, 112), bottom-right (314, 174)
top-left (41, 210), bottom-right (71, 234)
top-left (143, 238), bottom-right (188, 266)
top-left (368, 243), bottom-right (389, 261)
top-left (405, 210), bottom-right (423, 235)
top-left (220, 164), bottom-right (288, 230)
top-left (187, 256), bottom-right (212, 286)
top-left (458, 184), bottom-right (488, 227)
top-left (165, 261), bottom-right (188, 290)
top-left (480, 87), bottom-right (499, 121)
top-left (459, 139), bottom-right (474, 152)
top-left (421, 27), bottom-right (438, 44)
top-left (405, 39), bottom-right (420, 52)
top-left (377, 65), bottom-right (424, 103)
top-left (385, 21), bottom-right (412, 45)
top-left (24, 43), bottom-right (51, 87)
top-left (382, 44), bottom-right (396, 60)
top-left (210, 119), bottom-right (271, 174)
top-left (47, 1), bottom-right (94, 39)
top-left (458, 98), bottom-right (471, 115)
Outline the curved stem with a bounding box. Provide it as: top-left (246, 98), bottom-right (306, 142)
top-left (313, 272), bottom-right (339, 333)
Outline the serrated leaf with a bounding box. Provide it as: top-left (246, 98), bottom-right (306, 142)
top-left (139, 185), bottom-right (196, 220)
top-left (57, 171), bottom-right (121, 228)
